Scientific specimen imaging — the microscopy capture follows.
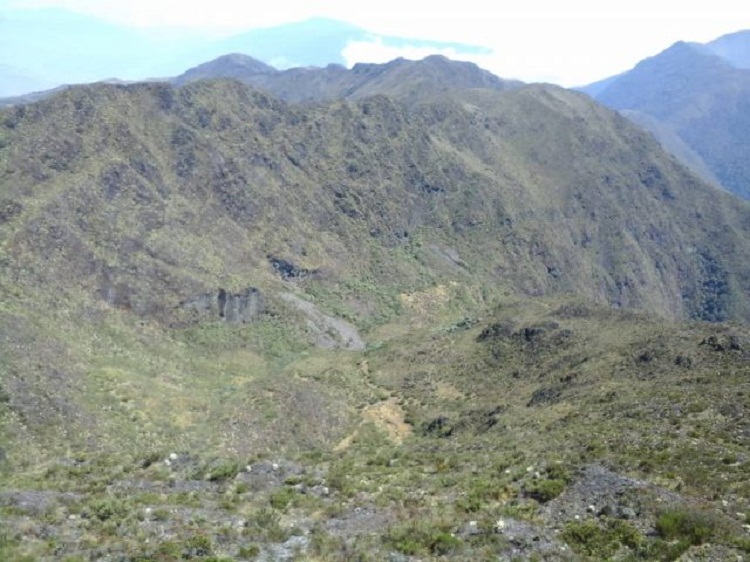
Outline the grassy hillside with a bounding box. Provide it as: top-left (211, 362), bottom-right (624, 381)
top-left (2, 296), bottom-right (750, 560)
top-left (2, 80), bottom-right (750, 329)
top-left (2, 79), bottom-right (750, 560)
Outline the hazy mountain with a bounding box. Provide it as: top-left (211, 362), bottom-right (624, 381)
top-left (0, 8), bottom-right (168, 96)
top-left (174, 53), bottom-right (521, 103)
top-left (0, 64), bottom-right (58, 98)
top-left (199, 17), bottom-right (490, 70)
top-left (3, 68), bottom-right (750, 559)
top-left (1, 53), bottom-right (517, 108)
top-left (706, 29), bottom-right (750, 68)
top-left (174, 53), bottom-right (278, 85)
top-left (619, 109), bottom-right (721, 186)
top-left (0, 8), bottom-right (488, 97)
top-left (583, 36), bottom-right (750, 199)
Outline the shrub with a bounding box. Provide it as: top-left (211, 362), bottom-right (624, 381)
top-left (655, 508), bottom-right (716, 545)
top-left (140, 450), bottom-right (164, 468)
top-left (183, 535), bottom-right (213, 558)
top-left (238, 544), bottom-right (260, 558)
top-left (386, 521), bottom-right (462, 556)
top-left (561, 519), bottom-right (642, 558)
top-left (207, 460), bottom-right (241, 482)
top-left (731, 536), bottom-right (750, 553)
top-left (246, 507), bottom-right (288, 543)
top-left (525, 478), bottom-right (566, 502)
top-left (269, 487), bottom-right (296, 512)
top-left (84, 498), bottom-right (129, 522)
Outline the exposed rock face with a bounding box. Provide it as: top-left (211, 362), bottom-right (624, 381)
top-left (179, 288), bottom-right (264, 324)
top-left (279, 292), bottom-right (365, 350)
top-left (268, 256), bottom-right (318, 280)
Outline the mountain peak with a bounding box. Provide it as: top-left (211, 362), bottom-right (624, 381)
top-left (173, 53), bottom-right (277, 86)
top-left (584, 30), bottom-right (750, 200)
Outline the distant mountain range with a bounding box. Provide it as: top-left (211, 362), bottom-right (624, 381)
top-left (582, 31), bottom-right (750, 199)
top-left (173, 53), bottom-right (521, 104)
top-left (0, 8), bottom-right (488, 97)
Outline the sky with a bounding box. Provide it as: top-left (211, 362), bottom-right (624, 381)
top-left (5, 0), bottom-right (750, 86)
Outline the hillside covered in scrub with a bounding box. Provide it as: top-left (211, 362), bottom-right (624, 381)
top-left (1, 59), bottom-right (750, 560)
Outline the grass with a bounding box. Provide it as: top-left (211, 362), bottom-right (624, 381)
top-left (2, 79), bottom-right (750, 560)
top-left (561, 519), bottom-right (642, 559)
top-left (2, 300), bottom-right (749, 559)
top-left (655, 508), bottom-right (718, 546)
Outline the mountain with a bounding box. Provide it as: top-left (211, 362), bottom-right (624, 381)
top-left (619, 109), bottom-right (722, 186)
top-left (3, 72), bottom-right (750, 559)
top-left (706, 29), bottom-right (750, 68)
top-left (198, 17), bottom-right (490, 70)
top-left (174, 53), bottom-right (520, 103)
top-left (0, 8), bottom-right (489, 97)
top-left (2, 53), bottom-right (520, 108)
top-left (0, 7), bottom-right (168, 96)
top-left (3, 80), bottom-right (750, 328)
top-left (174, 53), bottom-right (278, 85)
top-left (582, 36), bottom-right (750, 199)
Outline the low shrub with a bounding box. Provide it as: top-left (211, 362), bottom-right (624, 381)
top-left (655, 508), bottom-right (716, 546)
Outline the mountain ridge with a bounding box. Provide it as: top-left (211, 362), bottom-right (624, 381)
top-left (172, 53), bottom-right (521, 103)
top-left (0, 8), bottom-right (490, 97)
top-left (583, 33), bottom-right (750, 199)
top-left (706, 29), bottom-right (750, 68)
top-left (2, 79), bottom-right (749, 327)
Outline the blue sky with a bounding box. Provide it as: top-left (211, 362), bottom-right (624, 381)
top-left (3, 0), bottom-right (750, 88)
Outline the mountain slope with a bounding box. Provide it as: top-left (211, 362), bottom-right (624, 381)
top-left (3, 293), bottom-right (750, 561)
top-left (619, 109), bottom-right (721, 186)
top-left (3, 73), bottom-right (750, 561)
top-left (583, 38), bottom-right (750, 199)
top-left (3, 80), bottom-right (750, 329)
top-left (173, 53), bottom-right (278, 85)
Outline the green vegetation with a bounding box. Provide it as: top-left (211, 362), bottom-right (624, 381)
top-left (655, 508), bottom-right (718, 545)
top-left (1, 74), bottom-right (750, 560)
top-left (386, 520), bottom-right (462, 556)
top-left (525, 477), bottom-right (566, 503)
top-left (561, 519), bottom-right (642, 559)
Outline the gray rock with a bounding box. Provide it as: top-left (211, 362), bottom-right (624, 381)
top-left (618, 506), bottom-right (637, 520)
top-left (179, 287), bottom-right (264, 324)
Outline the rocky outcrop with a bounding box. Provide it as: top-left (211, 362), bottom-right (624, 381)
top-left (179, 287), bottom-right (264, 324)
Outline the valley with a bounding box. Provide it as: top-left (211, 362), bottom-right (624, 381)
top-left (1, 48), bottom-right (750, 561)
